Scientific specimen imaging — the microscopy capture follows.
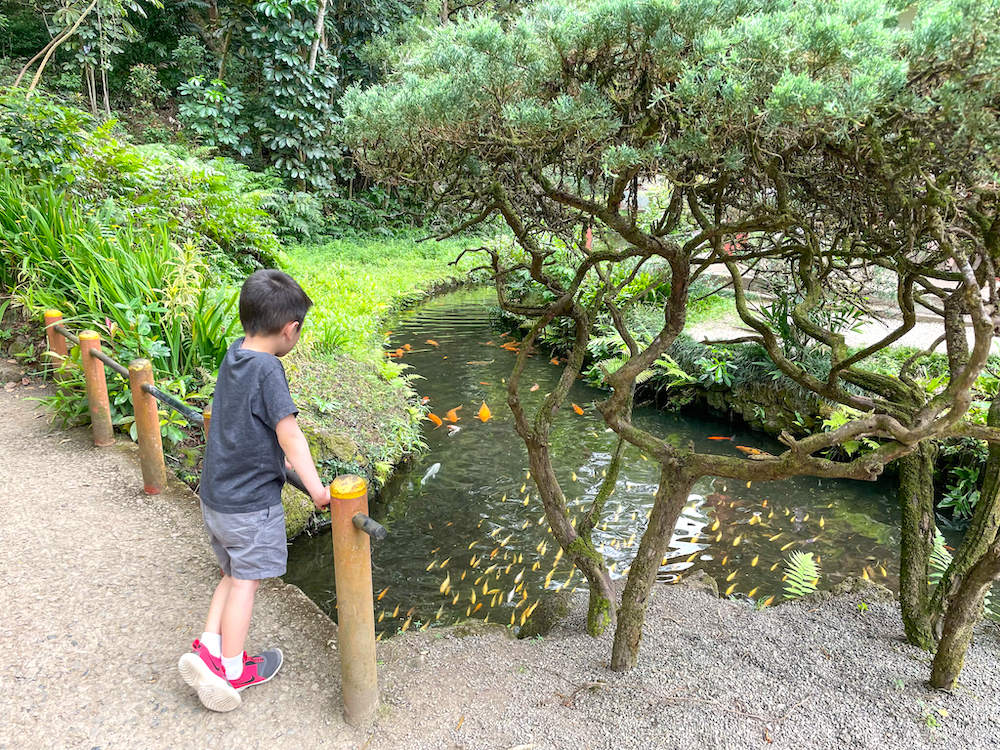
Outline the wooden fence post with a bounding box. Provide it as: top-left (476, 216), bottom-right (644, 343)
top-left (329, 474), bottom-right (379, 727)
top-left (43, 309), bottom-right (67, 375)
top-left (79, 330), bottom-right (114, 447)
top-left (129, 358), bottom-right (166, 494)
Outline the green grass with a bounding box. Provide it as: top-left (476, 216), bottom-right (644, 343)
top-left (282, 234), bottom-right (484, 360)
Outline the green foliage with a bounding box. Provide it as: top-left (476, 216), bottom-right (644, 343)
top-left (0, 91), bottom-right (91, 181)
top-left (937, 438), bottom-right (988, 520)
top-left (170, 35), bottom-right (209, 81)
top-left (177, 76), bottom-right (250, 156)
top-left (0, 171), bottom-right (240, 381)
top-left (244, 0), bottom-right (344, 190)
top-left (124, 63), bottom-right (166, 104)
top-left (782, 551), bottom-right (821, 599)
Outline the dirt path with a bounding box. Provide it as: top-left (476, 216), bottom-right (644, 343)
top-left (0, 375), bottom-right (356, 749)
top-left (4, 367), bottom-right (1000, 750)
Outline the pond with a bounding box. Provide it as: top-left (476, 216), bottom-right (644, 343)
top-left (284, 288), bottom-right (900, 634)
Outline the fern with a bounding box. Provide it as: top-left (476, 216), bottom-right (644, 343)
top-left (783, 551), bottom-right (821, 599)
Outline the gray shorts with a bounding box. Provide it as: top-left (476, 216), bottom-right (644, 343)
top-left (200, 502), bottom-right (287, 580)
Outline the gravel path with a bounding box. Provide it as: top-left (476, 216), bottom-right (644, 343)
top-left (4, 367), bottom-right (1000, 750)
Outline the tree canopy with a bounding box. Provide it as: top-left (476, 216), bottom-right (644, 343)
top-left (344, 0), bottom-right (1000, 676)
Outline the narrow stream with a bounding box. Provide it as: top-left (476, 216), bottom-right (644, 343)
top-left (285, 288), bottom-right (899, 634)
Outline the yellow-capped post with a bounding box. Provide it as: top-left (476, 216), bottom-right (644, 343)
top-left (79, 330), bottom-right (114, 447)
top-left (129, 358), bottom-right (166, 494)
top-left (43, 310), bottom-right (67, 375)
top-left (329, 474), bottom-right (379, 727)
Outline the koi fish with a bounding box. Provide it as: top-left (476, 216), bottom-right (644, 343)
top-left (550, 358), bottom-right (560, 366)
top-left (477, 402), bottom-right (492, 422)
top-left (427, 412), bottom-right (443, 427)
top-left (422, 463), bottom-right (441, 483)
top-left (735, 445), bottom-right (764, 455)
top-left (377, 586), bottom-right (389, 600)
top-left (707, 436), bottom-right (733, 441)
top-left (426, 339), bottom-right (439, 347)
top-left (445, 405), bottom-right (463, 422)
top-left (403, 343), bottom-right (412, 351)
top-left (529, 383), bottom-right (540, 392)
top-left (446, 425), bottom-right (461, 437)
top-left (572, 403), bottom-right (584, 415)
top-left (479, 381), bottom-right (491, 385)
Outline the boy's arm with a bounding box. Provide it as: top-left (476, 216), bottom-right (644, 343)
top-left (275, 414), bottom-right (330, 510)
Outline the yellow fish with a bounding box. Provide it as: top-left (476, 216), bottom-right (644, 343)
top-left (726, 570), bottom-right (737, 582)
top-left (725, 583), bottom-right (736, 596)
top-left (710, 519), bottom-right (720, 531)
top-left (762, 595), bottom-right (775, 607)
top-left (377, 586), bottom-right (389, 601)
top-left (780, 541), bottom-right (796, 551)
top-left (439, 573), bottom-right (451, 594)
top-left (732, 535), bottom-right (742, 547)
top-left (477, 401), bottom-right (492, 422)
top-left (748, 586), bottom-right (759, 598)
top-left (750, 555), bottom-right (759, 567)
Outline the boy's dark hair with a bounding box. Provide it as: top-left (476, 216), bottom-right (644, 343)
top-left (239, 269), bottom-right (313, 335)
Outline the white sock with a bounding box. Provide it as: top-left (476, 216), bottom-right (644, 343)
top-left (223, 652), bottom-right (245, 681)
top-left (200, 631), bottom-right (222, 659)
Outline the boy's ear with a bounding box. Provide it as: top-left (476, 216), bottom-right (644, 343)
top-left (281, 319), bottom-right (300, 338)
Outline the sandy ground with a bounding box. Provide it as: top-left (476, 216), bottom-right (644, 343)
top-left (4, 366), bottom-right (1000, 750)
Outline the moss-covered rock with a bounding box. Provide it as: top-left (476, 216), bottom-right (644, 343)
top-left (678, 569), bottom-right (720, 598)
top-left (518, 590), bottom-right (572, 639)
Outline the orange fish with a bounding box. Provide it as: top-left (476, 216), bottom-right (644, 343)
top-left (394, 348), bottom-right (404, 358)
top-left (572, 403), bottom-right (584, 415)
top-left (445, 406), bottom-right (463, 423)
top-left (500, 332), bottom-right (510, 338)
top-left (427, 413), bottom-right (443, 428)
top-left (426, 339), bottom-right (439, 347)
top-left (735, 445), bottom-right (764, 455)
top-left (479, 381), bottom-right (490, 386)
top-left (529, 384), bottom-right (540, 392)
top-left (420, 396), bottom-right (430, 404)
top-left (403, 343), bottom-right (412, 351)
top-left (477, 402), bottom-right (492, 422)
top-left (483, 341), bottom-right (495, 346)
top-left (707, 436), bottom-right (733, 441)
top-left (550, 358), bottom-right (560, 366)
top-left (376, 586), bottom-right (389, 601)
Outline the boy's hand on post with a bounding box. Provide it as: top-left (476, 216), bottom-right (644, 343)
top-left (313, 487), bottom-right (331, 511)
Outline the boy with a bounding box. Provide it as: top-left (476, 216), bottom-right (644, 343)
top-left (178, 269), bottom-right (330, 712)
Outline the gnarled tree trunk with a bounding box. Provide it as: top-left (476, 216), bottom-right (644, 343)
top-left (611, 464), bottom-right (695, 671)
top-left (898, 439), bottom-right (938, 650)
top-left (930, 546), bottom-right (1000, 690)
top-left (930, 398), bottom-right (1000, 634)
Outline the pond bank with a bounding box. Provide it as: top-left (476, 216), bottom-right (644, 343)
top-left (6, 380), bottom-right (998, 750)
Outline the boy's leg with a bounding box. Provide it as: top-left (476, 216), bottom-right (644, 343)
top-left (221, 577), bottom-right (259, 679)
top-left (203, 573), bottom-right (232, 636)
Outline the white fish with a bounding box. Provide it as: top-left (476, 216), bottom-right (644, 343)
top-left (446, 425), bottom-right (461, 437)
top-left (422, 463), bottom-right (441, 483)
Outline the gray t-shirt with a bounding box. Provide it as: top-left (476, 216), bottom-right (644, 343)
top-left (200, 338), bottom-right (298, 513)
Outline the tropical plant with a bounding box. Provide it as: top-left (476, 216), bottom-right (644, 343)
top-left (177, 76), bottom-right (250, 155)
top-left (782, 551), bottom-right (821, 600)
